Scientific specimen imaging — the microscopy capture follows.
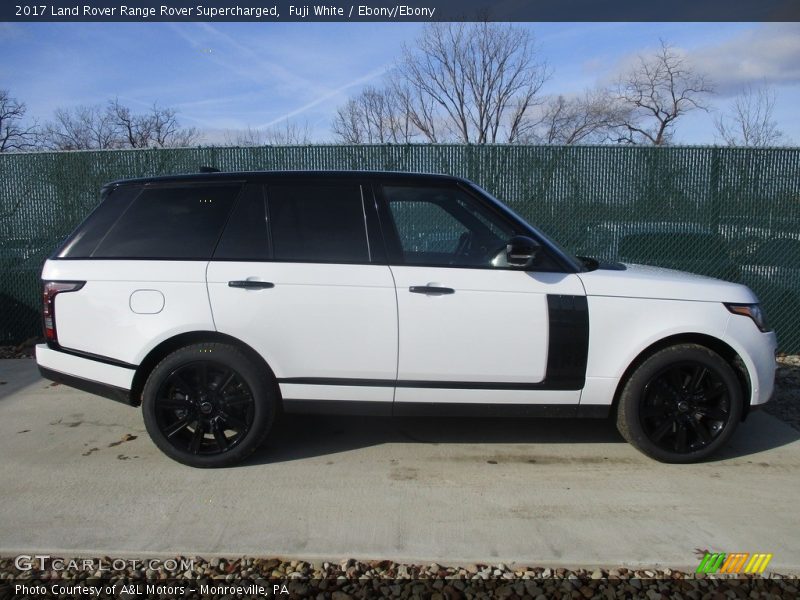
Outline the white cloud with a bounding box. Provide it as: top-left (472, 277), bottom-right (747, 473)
top-left (589, 24), bottom-right (800, 98)
top-left (689, 23), bottom-right (800, 96)
top-left (686, 24), bottom-right (800, 96)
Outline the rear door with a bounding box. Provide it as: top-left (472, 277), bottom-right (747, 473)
top-left (206, 180), bottom-right (398, 412)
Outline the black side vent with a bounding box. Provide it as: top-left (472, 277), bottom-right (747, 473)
top-left (544, 294), bottom-right (590, 390)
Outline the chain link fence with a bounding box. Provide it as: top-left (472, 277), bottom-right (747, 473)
top-left (1, 144), bottom-right (799, 350)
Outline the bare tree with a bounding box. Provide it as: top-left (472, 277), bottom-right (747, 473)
top-left (42, 101), bottom-right (199, 150)
top-left (0, 90), bottom-right (38, 152)
top-left (227, 120), bottom-right (312, 146)
top-left (333, 22), bottom-right (549, 144)
top-left (714, 85), bottom-right (784, 147)
top-left (399, 22), bottom-right (549, 143)
top-left (532, 90), bottom-right (623, 145)
top-left (611, 40), bottom-right (714, 145)
top-left (332, 86), bottom-right (414, 143)
top-left (391, 79), bottom-right (438, 142)
top-left (147, 103), bottom-right (199, 147)
top-left (42, 105), bottom-right (120, 150)
top-left (109, 98), bottom-right (151, 148)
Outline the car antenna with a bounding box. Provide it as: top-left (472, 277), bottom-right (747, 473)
top-left (199, 166), bottom-right (220, 173)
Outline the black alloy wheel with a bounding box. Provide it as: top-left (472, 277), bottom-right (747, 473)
top-left (616, 343), bottom-right (743, 463)
top-left (640, 362), bottom-right (731, 454)
top-left (142, 343), bottom-right (276, 467)
top-left (155, 361), bottom-right (255, 456)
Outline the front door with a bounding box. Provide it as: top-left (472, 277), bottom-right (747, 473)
top-left (379, 183), bottom-right (587, 411)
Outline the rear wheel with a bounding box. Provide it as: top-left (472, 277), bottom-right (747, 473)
top-left (142, 343), bottom-right (276, 467)
top-left (616, 344), bottom-right (743, 463)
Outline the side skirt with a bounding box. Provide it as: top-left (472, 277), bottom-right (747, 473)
top-left (281, 399), bottom-right (609, 419)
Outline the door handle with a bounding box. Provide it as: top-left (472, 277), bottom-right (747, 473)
top-left (228, 280), bottom-right (275, 289)
top-left (409, 285), bottom-right (455, 295)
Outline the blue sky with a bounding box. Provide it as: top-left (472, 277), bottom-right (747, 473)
top-left (1, 21), bottom-right (798, 144)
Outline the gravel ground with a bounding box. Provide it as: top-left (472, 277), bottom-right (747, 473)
top-left (1, 556), bottom-right (798, 598)
top-left (766, 355), bottom-right (800, 431)
top-left (0, 339), bottom-right (38, 359)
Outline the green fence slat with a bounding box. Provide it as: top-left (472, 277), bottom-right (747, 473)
top-left (1, 144), bottom-right (799, 351)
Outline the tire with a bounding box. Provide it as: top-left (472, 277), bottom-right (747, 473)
top-left (616, 344), bottom-right (743, 463)
top-left (142, 342), bottom-right (276, 468)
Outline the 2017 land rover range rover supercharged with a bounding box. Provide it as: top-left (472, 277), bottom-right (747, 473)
top-left (36, 171), bottom-right (777, 467)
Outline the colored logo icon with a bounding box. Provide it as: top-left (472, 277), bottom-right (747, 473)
top-left (696, 553), bottom-right (773, 574)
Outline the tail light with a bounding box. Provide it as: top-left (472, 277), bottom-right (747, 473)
top-left (42, 281), bottom-right (85, 346)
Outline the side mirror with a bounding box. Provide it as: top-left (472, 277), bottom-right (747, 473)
top-left (506, 235), bottom-right (540, 268)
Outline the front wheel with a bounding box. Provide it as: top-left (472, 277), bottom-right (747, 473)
top-left (616, 344), bottom-right (743, 463)
top-left (142, 343), bottom-right (276, 467)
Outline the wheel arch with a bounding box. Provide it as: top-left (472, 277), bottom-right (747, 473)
top-left (610, 332), bottom-right (752, 421)
top-left (129, 331), bottom-right (280, 407)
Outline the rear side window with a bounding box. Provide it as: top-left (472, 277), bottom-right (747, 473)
top-left (267, 183), bottom-right (370, 263)
top-left (214, 184), bottom-right (271, 261)
top-left (92, 184), bottom-right (240, 259)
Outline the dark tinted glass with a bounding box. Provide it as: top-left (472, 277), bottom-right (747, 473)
top-left (268, 183), bottom-right (369, 263)
top-left (56, 185), bottom-right (141, 258)
top-left (92, 184), bottom-right (240, 259)
top-left (214, 184), bottom-right (271, 260)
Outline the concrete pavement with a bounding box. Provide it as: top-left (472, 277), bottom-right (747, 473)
top-left (1, 359), bottom-right (798, 573)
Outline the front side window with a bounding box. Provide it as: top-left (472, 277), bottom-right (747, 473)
top-left (384, 185), bottom-right (516, 267)
top-left (92, 184), bottom-right (240, 259)
top-left (267, 183), bottom-right (370, 263)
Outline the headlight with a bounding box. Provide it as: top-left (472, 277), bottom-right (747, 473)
top-left (725, 303), bottom-right (771, 332)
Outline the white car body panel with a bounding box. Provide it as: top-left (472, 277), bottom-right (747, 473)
top-left (578, 266), bottom-right (776, 406)
top-left (42, 259), bottom-right (215, 365)
top-left (39, 256), bottom-right (777, 412)
top-left (389, 267), bottom-right (584, 385)
top-left (578, 263), bottom-right (756, 303)
top-left (206, 262), bottom-right (398, 385)
top-left (724, 314), bottom-right (778, 405)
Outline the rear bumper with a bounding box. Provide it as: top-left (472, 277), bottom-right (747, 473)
top-left (38, 366), bottom-right (132, 404)
top-left (35, 344), bottom-right (135, 404)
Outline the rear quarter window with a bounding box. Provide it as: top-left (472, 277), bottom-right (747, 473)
top-left (56, 184), bottom-right (141, 258)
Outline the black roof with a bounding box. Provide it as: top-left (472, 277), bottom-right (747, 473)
top-left (106, 170), bottom-right (469, 188)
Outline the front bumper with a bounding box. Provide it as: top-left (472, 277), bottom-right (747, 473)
top-left (723, 318), bottom-right (778, 408)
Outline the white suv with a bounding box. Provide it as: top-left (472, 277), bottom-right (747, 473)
top-left (36, 171), bottom-right (777, 467)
